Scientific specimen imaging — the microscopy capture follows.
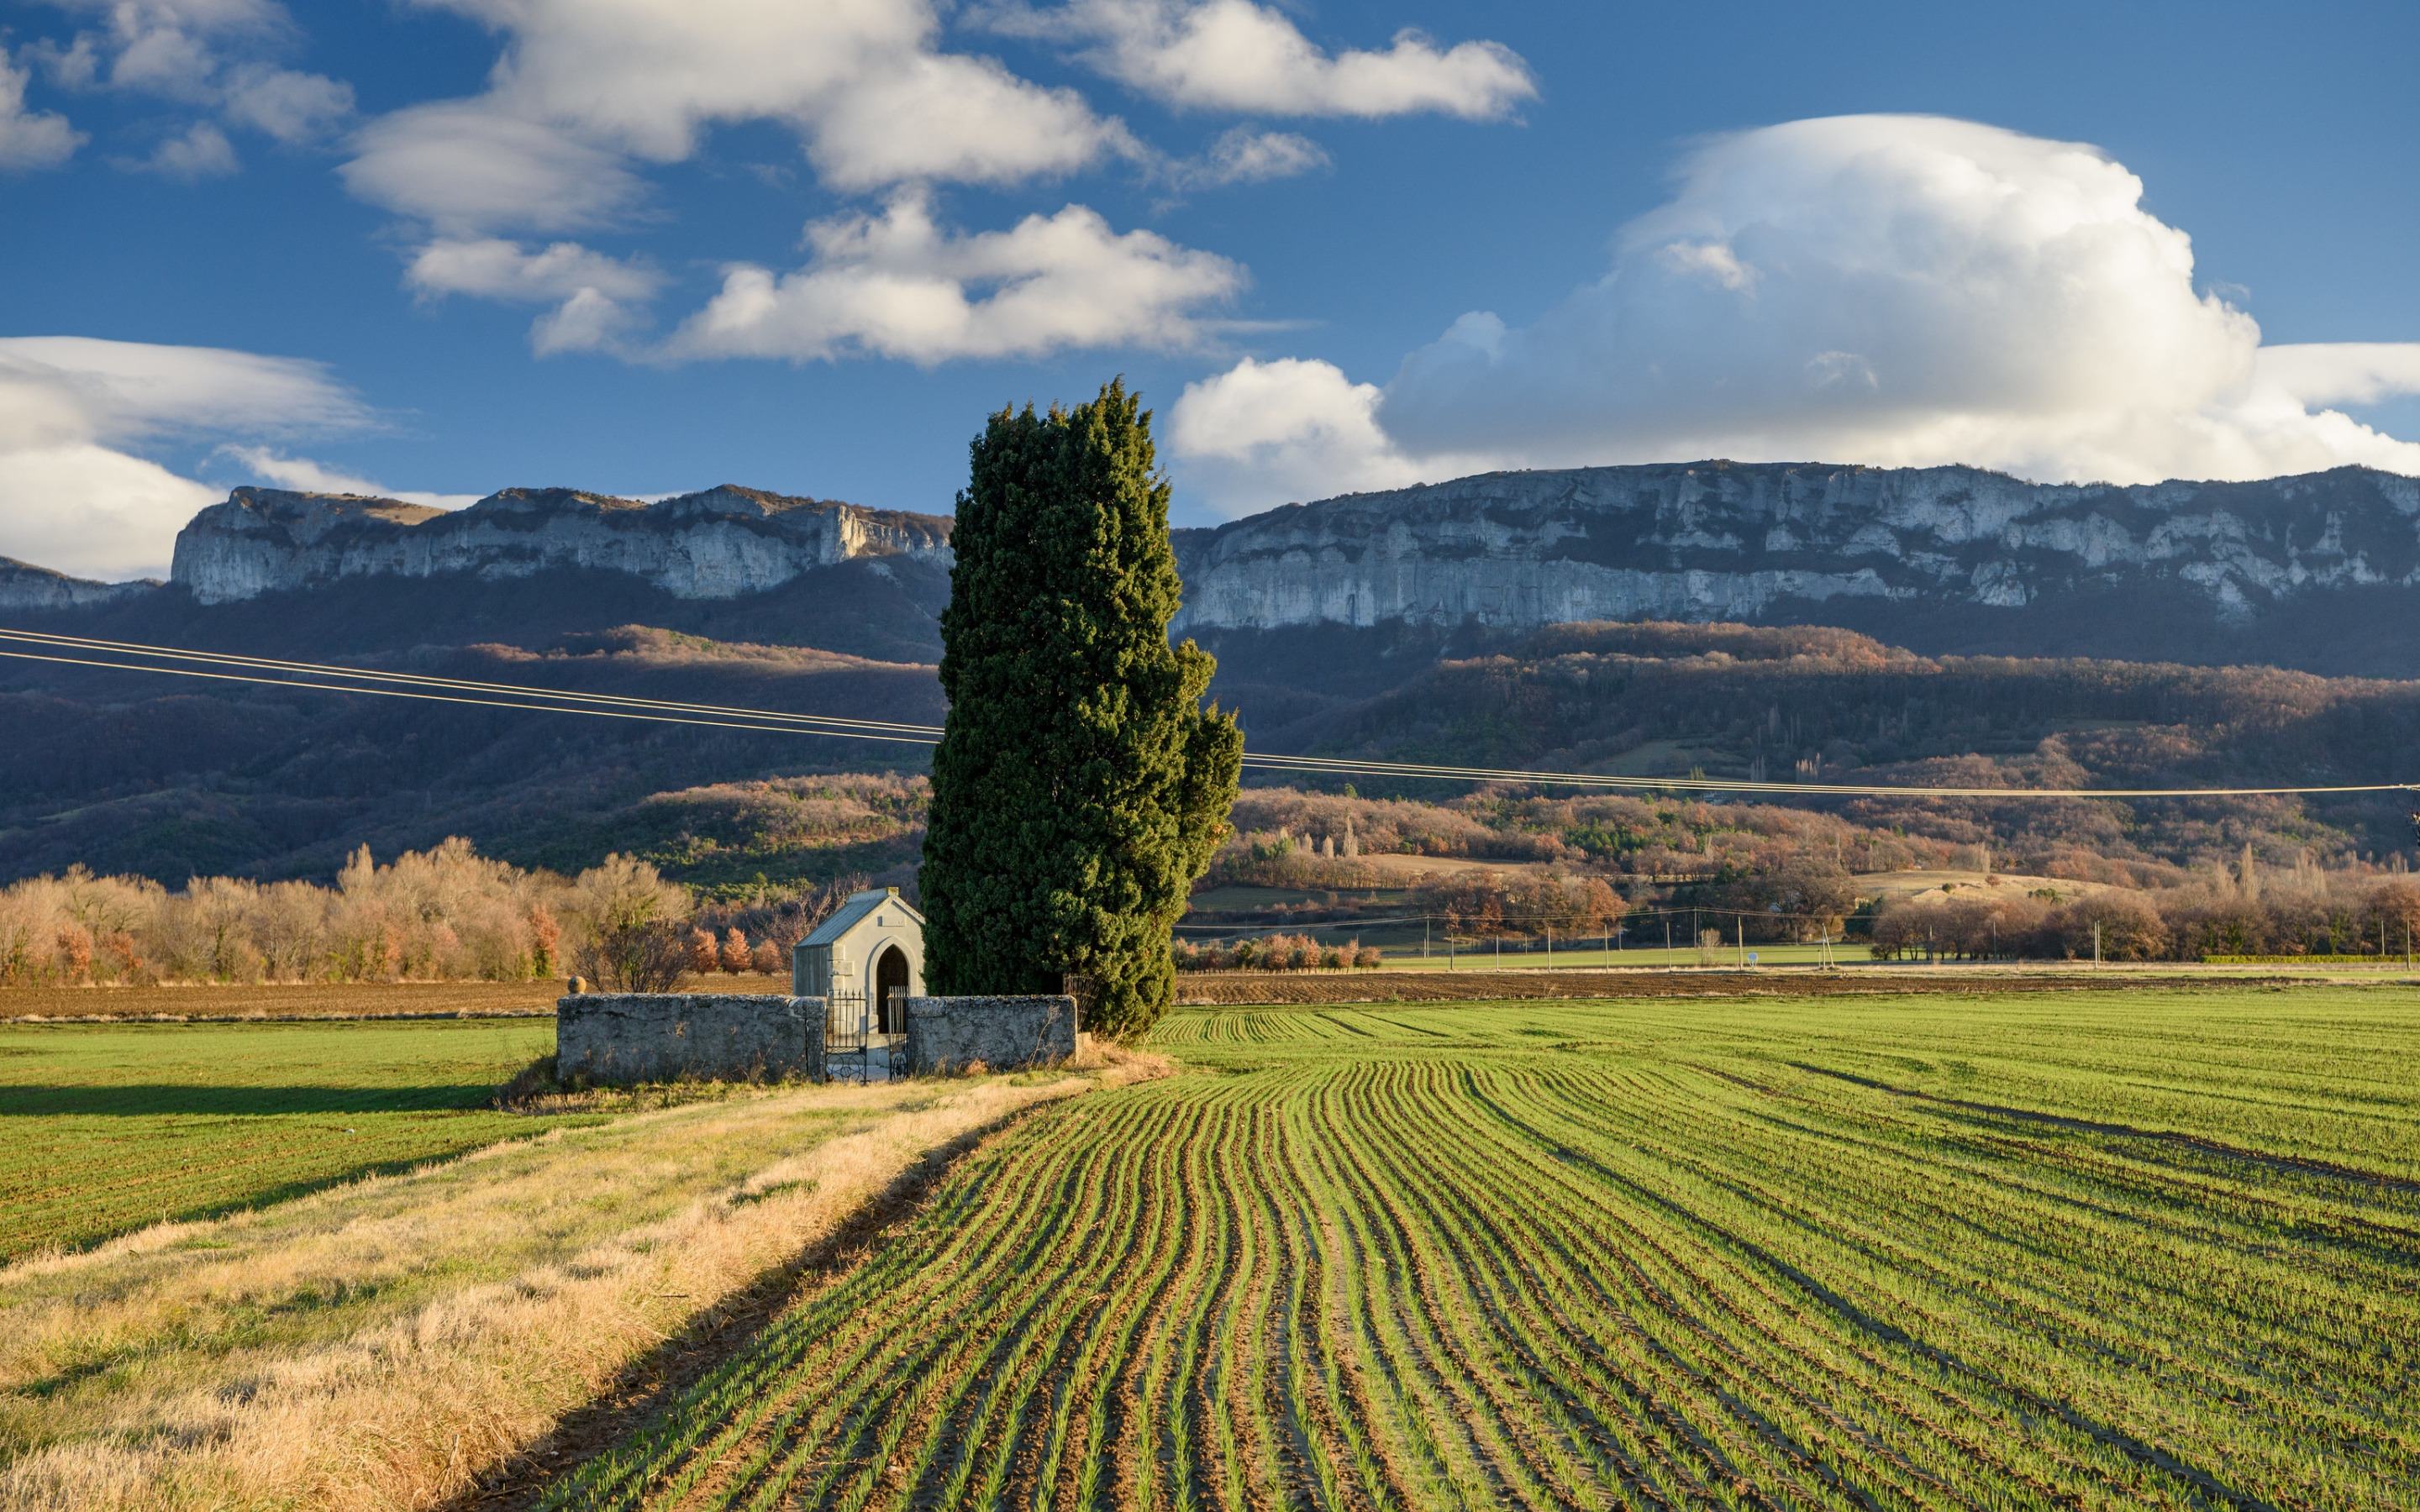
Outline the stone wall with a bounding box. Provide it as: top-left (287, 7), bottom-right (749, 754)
top-left (557, 993), bottom-right (824, 1085)
top-left (904, 995), bottom-right (1079, 1074)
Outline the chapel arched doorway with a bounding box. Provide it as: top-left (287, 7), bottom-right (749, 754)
top-left (876, 945), bottom-right (911, 1034)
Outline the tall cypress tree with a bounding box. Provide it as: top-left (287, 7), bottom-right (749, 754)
top-left (918, 381), bottom-right (1242, 1038)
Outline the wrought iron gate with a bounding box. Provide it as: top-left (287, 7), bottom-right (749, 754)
top-left (823, 986), bottom-right (908, 1081)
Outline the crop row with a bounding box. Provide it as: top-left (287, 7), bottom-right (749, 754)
top-left (541, 990), bottom-right (2420, 1510)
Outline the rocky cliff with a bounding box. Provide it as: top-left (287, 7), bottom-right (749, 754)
top-left (170, 484), bottom-right (955, 606)
top-left (18, 460), bottom-right (2420, 678)
top-left (1169, 461), bottom-right (2420, 645)
top-left (0, 559), bottom-right (157, 612)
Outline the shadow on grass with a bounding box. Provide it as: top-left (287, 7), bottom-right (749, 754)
top-left (0, 1084), bottom-right (508, 1117)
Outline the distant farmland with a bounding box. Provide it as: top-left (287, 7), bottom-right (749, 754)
top-left (543, 989), bottom-right (2420, 1512)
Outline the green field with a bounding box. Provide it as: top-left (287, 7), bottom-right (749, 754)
top-left (0, 1017), bottom-right (570, 1258)
top-left (544, 987), bottom-right (2420, 1511)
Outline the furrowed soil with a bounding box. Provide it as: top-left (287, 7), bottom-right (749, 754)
top-left (529, 984), bottom-right (2420, 1512)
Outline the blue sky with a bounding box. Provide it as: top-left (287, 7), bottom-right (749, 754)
top-left (3, 0), bottom-right (2418, 580)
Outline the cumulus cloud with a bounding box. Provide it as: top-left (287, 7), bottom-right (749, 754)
top-left (37, 0), bottom-right (354, 169)
top-left (402, 238), bottom-right (662, 354)
top-left (1170, 357), bottom-right (1488, 505)
top-left (0, 336), bottom-right (365, 580)
top-left (342, 0), bottom-right (1245, 361)
top-left (214, 445), bottom-right (481, 510)
top-left (668, 192), bottom-right (1244, 364)
top-left (346, 0), bottom-right (1139, 237)
top-left (1171, 114), bottom-right (2420, 517)
top-left (132, 118), bottom-right (237, 176)
top-left (0, 45), bottom-right (82, 169)
top-left (217, 59), bottom-right (354, 142)
top-left (328, 2), bottom-right (1528, 366)
top-left (2256, 344), bottom-right (2420, 410)
top-left (986, 0), bottom-right (1534, 118)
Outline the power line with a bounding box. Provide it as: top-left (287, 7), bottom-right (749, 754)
top-left (2, 626), bottom-right (2409, 801)
top-left (0, 627), bottom-right (939, 738)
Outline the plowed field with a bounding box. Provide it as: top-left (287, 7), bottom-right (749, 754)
top-left (535, 986), bottom-right (2420, 1511)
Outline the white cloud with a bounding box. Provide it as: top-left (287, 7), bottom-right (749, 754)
top-left (0, 444), bottom-right (216, 581)
top-left (337, 1), bottom-right (1522, 365)
top-left (797, 47), bottom-right (1136, 192)
top-left (1178, 124), bottom-right (1327, 186)
top-left (987, 0), bottom-right (1534, 118)
top-left (214, 445), bottom-right (481, 510)
top-left (1173, 114), bottom-right (2420, 515)
top-left (1171, 357), bottom-right (1439, 509)
top-left (218, 59), bottom-right (352, 142)
top-left (346, 0), bottom-right (1139, 238)
top-left (38, 0), bottom-right (354, 167)
top-left (0, 45), bottom-right (82, 169)
top-left (404, 238), bottom-right (659, 305)
top-left (2256, 344), bottom-right (2420, 410)
top-left (341, 102), bottom-right (644, 235)
top-left (0, 336), bottom-right (365, 580)
top-left (667, 191), bottom-right (1244, 364)
top-left (344, 0), bottom-right (1192, 354)
top-left (134, 118), bottom-right (237, 176)
top-left (403, 237), bottom-right (661, 354)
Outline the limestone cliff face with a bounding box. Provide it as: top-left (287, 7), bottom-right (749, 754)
top-left (170, 485), bottom-right (955, 606)
top-left (1169, 461), bottom-right (2420, 635)
top-left (0, 559), bottom-right (158, 611)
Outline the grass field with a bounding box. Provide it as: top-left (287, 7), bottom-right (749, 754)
top-left (0, 1017), bottom-right (576, 1258)
top-left (539, 986), bottom-right (2420, 1512)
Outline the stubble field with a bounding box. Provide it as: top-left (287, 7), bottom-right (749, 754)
top-left (540, 987), bottom-right (2420, 1512)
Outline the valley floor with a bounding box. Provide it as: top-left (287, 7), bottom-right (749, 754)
top-left (3, 986), bottom-right (2414, 1511)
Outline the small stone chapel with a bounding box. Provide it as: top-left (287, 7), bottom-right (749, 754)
top-left (560, 885), bottom-right (1076, 1085)
top-left (791, 886), bottom-right (926, 1034)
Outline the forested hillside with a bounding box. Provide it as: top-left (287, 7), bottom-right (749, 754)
top-left (0, 628), bottom-right (941, 886)
top-left (1281, 621), bottom-right (2420, 863)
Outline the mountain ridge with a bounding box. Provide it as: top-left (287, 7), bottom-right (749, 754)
top-left (169, 482), bottom-right (955, 606)
top-left (1170, 459), bottom-right (2420, 628)
top-left (10, 459), bottom-right (2420, 679)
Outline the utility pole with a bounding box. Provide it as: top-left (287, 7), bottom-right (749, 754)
top-left (1546, 926), bottom-right (1553, 971)
top-left (1665, 916), bottom-right (1672, 967)
top-left (2092, 921), bottom-right (2103, 966)
top-left (1736, 916), bottom-right (1745, 969)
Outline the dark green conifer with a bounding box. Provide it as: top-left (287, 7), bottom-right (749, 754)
top-left (918, 380), bottom-right (1242, 1037)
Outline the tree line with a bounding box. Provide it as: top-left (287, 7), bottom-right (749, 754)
top-left (1867, 850), bottom-right (2420, 962)
top-left (0, 839), bottom-right (867, 990)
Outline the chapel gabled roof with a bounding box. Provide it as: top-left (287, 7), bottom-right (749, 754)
top-left (800, 889), bottom-right (924, 948)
